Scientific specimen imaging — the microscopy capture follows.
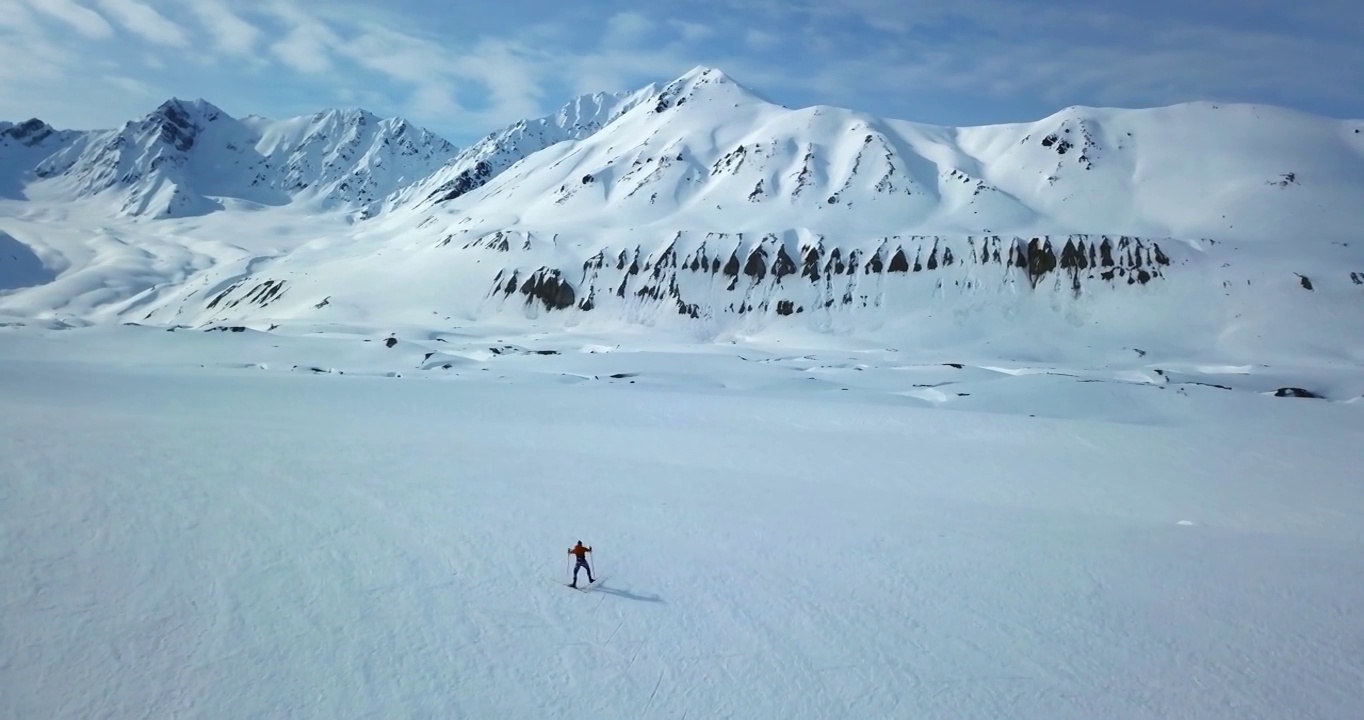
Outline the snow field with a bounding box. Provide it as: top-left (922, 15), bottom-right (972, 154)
top-left (3, 332), bottom-right (1363, 719)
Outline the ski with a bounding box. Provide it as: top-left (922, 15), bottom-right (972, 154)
top-left (560, 577), bottom-right (606, 592)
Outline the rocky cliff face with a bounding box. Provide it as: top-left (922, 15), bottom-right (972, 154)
top-left (471, 231), bottom-right (1174, 323)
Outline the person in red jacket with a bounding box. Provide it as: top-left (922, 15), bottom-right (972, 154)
top-left (568, 541), bottom-right (595, 587)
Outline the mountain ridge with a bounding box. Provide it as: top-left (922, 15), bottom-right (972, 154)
top-left (2, 66), bottom-right (1362, 364)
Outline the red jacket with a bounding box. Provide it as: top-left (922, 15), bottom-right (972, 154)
top-left (569, 543), bottom-right (591, 560)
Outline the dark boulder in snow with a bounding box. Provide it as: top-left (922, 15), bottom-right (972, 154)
top-left (1274, 387), bottom-right (1323, 399)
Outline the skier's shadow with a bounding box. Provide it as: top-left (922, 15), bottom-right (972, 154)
top-left (595, 585), bottom-right (665, 603)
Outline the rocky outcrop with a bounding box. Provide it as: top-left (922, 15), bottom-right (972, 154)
top-left (479, 232), bottom-right (1177, 321)
top-left (500, 267), bottom-right (575, 310)
top-left (427, 161), bottom-right (492, 203)
top-left (206, 279), bottom-right (288, 311)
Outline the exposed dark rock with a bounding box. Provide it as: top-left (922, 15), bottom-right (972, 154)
top-left (772, 245), bottom-right (797, 279)
top-left (1027, 238), bottom-right (1057, 281)
top-left (743, 247), bottom-right (767, 280)
top-left (3, 118), bottom-right (55, 146)
top-left (1352, 271), bottom-right (1363, 285)
top-left (801, 245), bottom-right (822, 281)
top-left (1298, 274), bottom-right (1314, 291)
top-left (581, 174), bottom-right (594, 184)
top-left (824, 248), bottom-right (846, 275)
top-left (206, 282), bottom-right (241, 309)
top-left (776, 300), bottom-right (796, 316)
top-left (865, 251), bottom-right (883, 274)
top-left (1275, 387), bottom-right (1323, 399)
top-left (723, 252), bottom-right (740, 276)
top-left (1059, 240), bottom-right (1086, 269)
top-left (888, 247), bottom-right (909, 272)
top-left (427, 160), bottom-right (492, 203)
top-left (518, 268), bottom-right (575, 310)
top-left (1099, 238), bottom-right (1115, 266)
top-left (385, 337), bottom-right (398, 348)
top-left (945, 363), bottom-right (964, 369)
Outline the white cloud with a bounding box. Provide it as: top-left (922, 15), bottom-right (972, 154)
top-left (450, 38), bottom-right (546, 122)
top-left (269, 10), bottom-right (338, 75)
top-left (105, 74), bottom-right (156, 97)
top-left (605, 11), bottom-right (656, 47)
top-left (186, 0), bottom-right (259, 56)
top-left (409, 83), bottom-right (463, 120)
top-left (745, 29), bottom-right (778, 50)
top-left (668, 19), bottom-right (714, 42)
top-left (22, 0), bottom-right (115, 39)
top-left (96, 0), bottom-right (189, 48)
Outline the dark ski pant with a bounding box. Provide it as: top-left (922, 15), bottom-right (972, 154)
top-left (572, 559), bottom-right (594, 585)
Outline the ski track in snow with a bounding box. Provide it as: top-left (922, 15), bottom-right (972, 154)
top-left (2, 328), bottom-right (1363, 719)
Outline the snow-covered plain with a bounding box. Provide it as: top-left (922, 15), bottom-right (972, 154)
top-left (2, 325), bottom-right (1363, 720)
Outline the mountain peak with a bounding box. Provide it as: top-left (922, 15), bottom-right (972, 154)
top-left (679, 65), bottom-right (726, 81)
top-left (653, 66), bottom-right (771, 112)
top-left (1, 118), bottom-right (57, 146)
top-left (153, 98), bottom-right (225, 123)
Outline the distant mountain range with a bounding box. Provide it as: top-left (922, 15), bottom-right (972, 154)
top-left (2, 66), bottom-right (1362, 364)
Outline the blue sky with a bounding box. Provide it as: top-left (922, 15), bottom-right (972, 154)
top-left (2, 0), bottom-right (1360, 144)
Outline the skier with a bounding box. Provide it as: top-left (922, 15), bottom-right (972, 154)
top-left (567, 541), bottom-right (595, 588)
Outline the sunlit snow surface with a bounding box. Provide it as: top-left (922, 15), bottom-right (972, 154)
top-left (3, 325), bottom-right (1362, 719)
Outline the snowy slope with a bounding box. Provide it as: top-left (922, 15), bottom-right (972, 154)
top-left (7, 100), bottom-right (456, 219)
top-left (390, 85), bottom-right (661, 210)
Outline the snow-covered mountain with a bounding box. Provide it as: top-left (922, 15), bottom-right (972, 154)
top-left (4, 99), bottom-right (456, 219)
top-left (2, 66), bottom-right (1362, 367)
top-left (390, 85), bottom-right (660, 211)
top-left (0, 118), bottom-right (84, 199)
